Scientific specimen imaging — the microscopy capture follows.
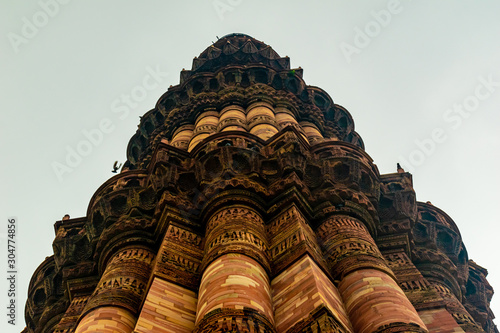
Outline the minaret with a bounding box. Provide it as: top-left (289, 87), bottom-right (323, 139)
top-left (24, 34), bottom-right (497, 333)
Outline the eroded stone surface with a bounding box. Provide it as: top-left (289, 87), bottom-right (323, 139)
top-left (24, 34), bottom-right (497, 333)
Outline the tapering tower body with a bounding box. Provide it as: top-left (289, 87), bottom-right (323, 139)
top-left (25, 34), bottom-right (497, 333)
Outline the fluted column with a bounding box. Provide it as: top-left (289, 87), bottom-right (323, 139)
top-left (74, 247), bottom-right (155, 333)
top-left (170, 124), bottom-right (194, 150)
top-left (430, 282), bottom-right (483, 332)
top-left (218, 105), bottom-right (247, 132)
top-left (317, 215), bottom-right (427, 333)
top-left (274, 105), bottom-right (298, 129)
top-left (189, 110), bottom-right (219, 152)
top-left (247, 101), bottom-right (278, 140)
top-left (194, 205), bottom-right (275, 332)
top-left (300, 121), bottom-right (324, 144)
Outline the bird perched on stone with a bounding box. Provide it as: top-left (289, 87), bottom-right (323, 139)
top-left (397, 163), bottom-right (405, 173)
top-left (112, 161), bottom-right (122, 173)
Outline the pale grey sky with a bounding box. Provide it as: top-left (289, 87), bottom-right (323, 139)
top-left (1, 1), bottom-right (499, 331)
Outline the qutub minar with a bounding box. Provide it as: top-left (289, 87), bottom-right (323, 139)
top-left (24, 34), bottom-right (497, 333)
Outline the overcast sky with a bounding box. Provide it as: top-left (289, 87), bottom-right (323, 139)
top-left (1, 1), bottom-right (499, 331)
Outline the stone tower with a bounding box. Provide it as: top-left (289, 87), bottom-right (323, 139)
top-left (24, 34), bottom-right (497, 333)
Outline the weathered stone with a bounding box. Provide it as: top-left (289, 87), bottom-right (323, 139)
top-left (24, 33), bottom-right (497, 333)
